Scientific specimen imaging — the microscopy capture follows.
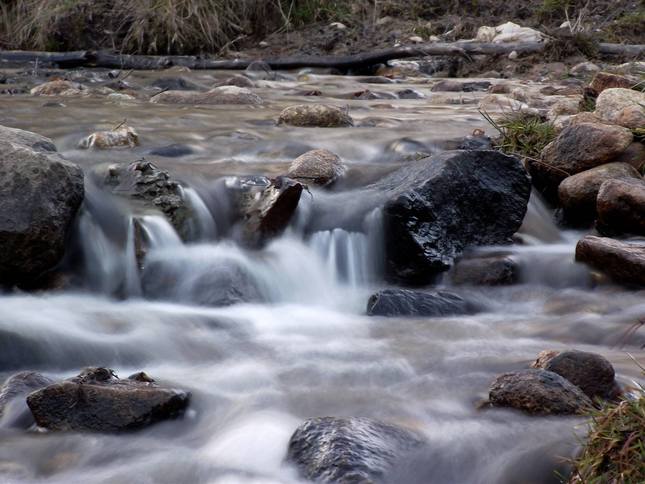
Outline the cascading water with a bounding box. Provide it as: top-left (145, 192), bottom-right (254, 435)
top-left (0, 68), bottom-right (643, 484)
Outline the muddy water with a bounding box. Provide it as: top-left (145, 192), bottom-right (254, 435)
top-left (0, 68), bottom-right (643, 484)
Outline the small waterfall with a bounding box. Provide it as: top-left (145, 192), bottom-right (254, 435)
top-left (123, 217), bottom-right (142, 297)
top-left (138, 215), bottom-right (182, 249)
top-left (518, 191), bottom-right (562, 244)
top-left (181, 186), bottom-right (218, 241)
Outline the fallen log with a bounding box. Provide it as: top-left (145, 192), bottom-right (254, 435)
top-left (0, 50), bottom-right (90, 68)
top-left (1, 42), bottom-right (643, 71)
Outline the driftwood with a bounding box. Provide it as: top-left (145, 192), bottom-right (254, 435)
top-left (1, 42), bottom-right (644, 71)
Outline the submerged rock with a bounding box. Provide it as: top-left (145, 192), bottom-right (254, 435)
top-left (103, 159), bottom-right (190, 239)
top-left (366, 289), bottom-right (477, 317)
top-left (0, 129), bottom-right (84, 286)
top-left (241, 177), bottom-right (303, 248)
top-left (558, 162), bottom-right (640, 225)
top-left (381, 150), bottom-right (530, 284)
top-left (150, 86), bottom-right (262, 105)
top-left (26, 367), bottom-right (190, 432)
top-left (0, 371), bottom-right (54, 428)
top-left (575, 235), bottom-right (645, 286)
top-left (594, 88), bottom-right (645, 129)
top-left (214, 75), bottom-right (255, 88)
top-left (151, 76), bottom-right (200, 91)
top-left (79, 125), bottom-right (139, 149)
top-left (286, 149), bottom-right (346, 186)
top-left (538, 350), bottom-right (618, 401)
top-left (596, 178), bottom-right (645, 235)
top-left (431, 80), bottom-right (491, 92)
top-left (489, 369), bottom-right (592, 415)
top-left (277, 104), bottom-right (354, 127)
top-left (449, 255), bottom-right (518, 286)
top-left (287, 417), bottom-right (425, 483)
top-left (30, 80), bottom-right (85, 97)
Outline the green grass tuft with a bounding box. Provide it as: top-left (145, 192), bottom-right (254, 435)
top-left (480, 110), bottom-right (557, 160)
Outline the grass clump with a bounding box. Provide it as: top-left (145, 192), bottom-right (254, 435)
top-left (605, 10), bottom-right (645, 43)
top-left (481, 111), bottom-right (556, 159)
top-left (568, 394), bottom-right (645, 483)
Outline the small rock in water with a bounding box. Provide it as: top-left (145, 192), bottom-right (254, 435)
top-left (558, 162), bottom-right (640, 225)
top-left (0, 371), bottom-right (54, 428)
top-left (431, 80), bottom-right (491, 92)
top-left (150, 86), bottom-right (262, 105)
top-left (241, 177), bottom-right (303, 248)
top-left (214, 75), bottom-right (255, 88)
top-left (277, 104), bottom-right (353, 127)
top-left (570, 62), bottom-right (600, 76)
top-left (397, 88), bottom-right (424, 99)
top-left (30, 79), bottom-right (85, 97)
top-left (489, 369), bottom-right (592, 415)
top-left (26, 367), bottom-right (190, 432)
top-left (366, 289), bottom-right (478, 317)
top-left (287, 149), bottom-right (346, 186)
top-left (147, 143), bottom-right (195, 158)
top-left (449, 255), bottom-right (518, 286)
top-left (79, 125), bottom-right (139, 149)
top-left (596, 178), bottom-right (645, 235)
top-left (287, 417), bottom-right (426, 483)
top-left (151, 76), bottom-right (200, 91)
top-left (575, 235), bottom-right (645, 286)
top-left (535, 350), bottom-right (618, 401)
top-left (594, 88), bottom-right (645, 129)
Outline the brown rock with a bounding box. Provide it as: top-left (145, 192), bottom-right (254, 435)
top-left (449, 255), bottom-right (518, 286)
top-left (594, 88), bottom-right (645, 129)
top-left (151, 86), bottom-right (262, 105)
top-left (596, 178), bottom-right (645, 235)
top-left (489, 369), bottom-right (592, 415)
top-left (79, 126), bottom-right (139, 149)
top-left (575, 235), bottom-right (645, 286)
top-left (536, 123), bottom-right (633, 193)
top-left (30, 80), bottom-right (85, 97)
top-left (542, 350), bottom-right (616, 401)
top-left (287, 149), bottom-right (346, 186)
top-left (611, 142), bottom-right (645, 172)
top-left (277, 104), bottom-right (353, 127)
top-left (588, 72), bottom-right (636, 95)
top-left (214, 75), bottom-right (255, 88)
top-left (26, 367), bottom-right (190, 432)
top-left (558, 162), bottom-right (640, 223)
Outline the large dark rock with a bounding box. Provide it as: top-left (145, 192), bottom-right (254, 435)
top-left (575, 235), bottom-right (645, 286)
top-left (26, 367), bottom-right (190, 432)
top-left (0, 371), bottom-right (54, 428)
top-left (538, 350), bottom-right (617, 401)
top-left (366, 289), bottom-right (478, 317)
top-left (241, 177), bottom-right (303, 248)
top-left (381, 150), bottom-right (530, 284)
top-left (449, 255), bottom-right (518, 286)
top-left (596, 178), bottom-right (645, 236)
top-left (287, 417), bottom-right (425, 483)
top-left (103, 159), bottom-right (191, 239)
top-left (0, 129), bottom-right (84, 286)
top-left (558, 162), bottom-right (640, 225)
top-left (489, 369), bottom-right (592, 415)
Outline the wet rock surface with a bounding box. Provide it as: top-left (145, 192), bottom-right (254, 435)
top-left (538, 350), bottom-right (617, 401)
top-left (596, 178), bottom-right (645, 235)
top-left (26, 367), bottom-right (190, 432)
top-left (0, 128), bottom-right (84, 286)
top-left (287, 417), bottom-right (425, 483)
top-left (277, 104), bottom-right (354, 127)
top-left (575, 235), bottom-right (645, 286)
top-left (367, 289), bottom-right (478, 317)
top-left (489, 369), bottom-right (592, 415)
top-left (380, 150), bottom-right (530, 284)
top-left (103, 160), bottom-right (191, 239)
top-left (150, 86), bottom-right (262, 105)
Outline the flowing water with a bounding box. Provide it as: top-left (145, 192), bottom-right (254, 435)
top-left (0, 68), bottom-right (644, 484)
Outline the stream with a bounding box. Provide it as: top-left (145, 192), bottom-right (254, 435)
top-left (0, 67), bottom-right (644, 484)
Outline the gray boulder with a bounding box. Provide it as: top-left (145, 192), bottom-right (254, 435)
top-left (367, 289), bottom-right (478, 317)
top-left (489, 369), bottom-right (592, 415)
top-left (287, 417), bottom-right (425, 483)
top-left (26, 367), bottom-right (190, 432)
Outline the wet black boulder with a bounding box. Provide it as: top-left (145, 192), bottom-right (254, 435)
top-left (366, 289), bottom-right (479, 317)
top-left (287, 416), bottom-right (425, 483)
top-left (381, 150), bottom-right (530, 284)
top-left (26, 367), bottom-right (190, 432)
